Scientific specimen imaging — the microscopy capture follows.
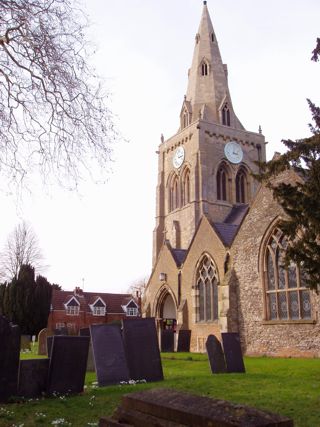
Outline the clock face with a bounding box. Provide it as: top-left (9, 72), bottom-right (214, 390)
top-left (224, 141), bottom-right (243, 164)
top-left (173, 146), bottom-right (185, 168)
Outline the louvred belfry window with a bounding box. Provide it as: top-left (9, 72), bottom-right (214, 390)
top-left (264, 228), bottom-right (311, 321)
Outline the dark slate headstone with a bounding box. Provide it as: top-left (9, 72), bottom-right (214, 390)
top-left (206, 334), bottom-right (226, 374)
top-left (221, 332), bottom-right (245, 373)
top-left (90, 324), bottom-right (129, 386)
top-left (18, 359), bottom-right (49, 398)
top-left (38, 328), bottom-right (53, 355)
top-left (161, 330), bottom-right (174, 352)
top-left (79, 328), bottom-right (95, 371)
top-left (47, 336), bottom-right (89, 395)
top-left (122, 318), bottom-right (163, 382)
top-left (0, 315), bottom-right (20, 402)
top-left (177, 330), bottom-right (191, 352)
top-left (47, 336), bottom-right (53, 358)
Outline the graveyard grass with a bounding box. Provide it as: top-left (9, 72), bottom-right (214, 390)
top-left (1, 352), bottom-right (320, 427)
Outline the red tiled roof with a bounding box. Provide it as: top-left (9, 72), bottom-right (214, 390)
top-left (51, 289), bottom-right (135, 314)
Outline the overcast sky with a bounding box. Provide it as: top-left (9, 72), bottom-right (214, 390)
top-left (0, 0), bottom-right (319, 293)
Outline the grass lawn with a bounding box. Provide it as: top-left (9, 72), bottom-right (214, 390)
top-left (0, 351), bottom-right (319, 426)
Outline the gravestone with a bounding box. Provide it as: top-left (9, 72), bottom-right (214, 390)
top-left (221, 332), bottom-right (245, 373)
top-left (79, 327), bottom-right (95, 372)
top-left (206, 334), bottom-right (226, 374)
top-left (38, 328), bottom-right (53, 355)
top-left (47, 335), bottom-right (54, 358)
top-left (18, 359), bottom-right (49, 398)
top-left (161, 329), bottom-right (174, 352)
top-left (91, 324), bottom-right (130, 386)
top-left (47, 336), bottom-right (89, 395)
top-left (177, 329), bottom-right (191, 352)
top-left (122, 318), bottom-right (163, 382)
top-left (0, 315), bottom-right (20, 402)
top-left (20, 334), bottom-right (31, 351)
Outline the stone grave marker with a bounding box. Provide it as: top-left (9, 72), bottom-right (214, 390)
top-left (205, 334), bottom-right (226, 373)
top-left (18, 359), bottom-right (49, 398)
top-left (47, 335), bottom-right (89, 395)
top-left (160, 329), bottom-right (174, 352)
top-left (221, 332), bottom-right (245, 373)
top-left (122, 318), bottom-right (163, 382)
top-left (79, 327), bottom-right (95, 372)
top-left (38, 328), bottom-right (53, 355)
top-left (177, 329), bottom-right (191, 352)
top-left (0, 315), bottom-right (20, 402)
top-left (20, 334), bottom-right (31, 351)
top-left (90, 324), bottom-right (129, 386)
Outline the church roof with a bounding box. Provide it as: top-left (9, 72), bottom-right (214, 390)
top-left (171, 248), bottom-right (188, 267)
top-left (212, 204), bottom-right (249, 246)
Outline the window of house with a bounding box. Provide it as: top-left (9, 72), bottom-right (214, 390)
top-left (217, 165), bottom-right (228, 201)
top-left (264, 228), bottom-right (311, 321)
top-left (236, 168), bottom-right (247, 203)
top-left (195, 255), bottom-right (218, 322)
top-left (222, 103), bottom-right (230, 126)
top-left (127, 307), bottom-right (138, 316)
top-left (66, 305), bottom-right (80, 315)
top-left (182, 169), bottom-right (190, 206)
top-left (92, 306), bottom-right (106, 316)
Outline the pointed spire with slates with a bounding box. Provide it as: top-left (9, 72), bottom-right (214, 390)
top-left (181, 2), bottom-right (244, 130)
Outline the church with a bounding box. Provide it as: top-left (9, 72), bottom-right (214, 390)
top-left (144, 1), bottom-right (320, 357)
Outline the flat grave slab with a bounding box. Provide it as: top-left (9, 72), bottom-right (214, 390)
top-left (46, 336), bottom-right (89, 395)
top-left (90, 324), bottom-right (129, 386)
top-left (221, 332), bottom-right (245, 373)
top-left (206, 334), bottom-right (226, 373)
top-left (18, 359), bottom-right (49, 398)
top-left (122, 318), bottom-right (163, 382)
top-left (0, 315), bottom-right (20, 402)
top-left (177, 329), bottom-right (191, 352)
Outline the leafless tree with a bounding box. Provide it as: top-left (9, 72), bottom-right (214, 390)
top-left (0, 221), bottom-right (46, 280)
top-left (0, 0), bottom-right (117, 192)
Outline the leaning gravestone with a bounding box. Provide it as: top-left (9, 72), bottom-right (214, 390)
top-left (79, 328), bottom-right (95, 372)
top-left (18, 359), bottom-right (49, 398)
top-left (20, 335), bottom-right (31, 351)
top-left (161, 329), bottom-right (174, 352)
top-left (122, 318), bottom-right (163, 382)
top-left (206, 334), bottom-right (226, 374)
top-left (38, 328), bottom-right (53, 355)
top-left (177, 329), bottom-right (191, 352)
top-left (0, 315), bottom-right (20, 402)
top-left (221, 332), bottom-right (245, 373)
top-left (47, 336), bottom-right (89, 395)
top-left (91, 324), bottom-right (130, 386)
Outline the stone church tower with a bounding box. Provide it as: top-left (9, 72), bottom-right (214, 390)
top-left (146, 2), bottom-right (319, 356)
top-left (153, 1), bottom-right (266, 265)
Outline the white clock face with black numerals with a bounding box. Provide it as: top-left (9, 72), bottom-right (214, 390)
top-left (173, 146), bottom-right (185, 169)
top-left (224, 141), bottom-right (243, 164)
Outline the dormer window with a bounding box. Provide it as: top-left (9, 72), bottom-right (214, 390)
top-left (123, 299), bottom-right (139, 317)
top-left (65, 297), bottom-right (80, 316)
top-left (222, 103), bottom-right (230, 126)
top-left (90, 297), bottom-right (106, 316)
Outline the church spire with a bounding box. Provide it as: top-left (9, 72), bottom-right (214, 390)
top-left (180, 2), bottom-right (244, 130)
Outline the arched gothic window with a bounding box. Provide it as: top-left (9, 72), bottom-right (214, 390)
top-left (217, 164), bottom-right (228, 201)
top-left (169, 175), bottom-right (179, 212)
top-left (183, 110), bottom-right (189, 128)
top-left (195, 255), bottom-right (219, 322)
top-left (201, 62), bottom-right (209, 76)
top-left (264, 228), bottom-right (311, 321)
top-left (181, 169), bottom-right (190, 206)
top-left (222, 103), bottom-right (230, 126)
top-left (236, 168), bottom-right (247, 203)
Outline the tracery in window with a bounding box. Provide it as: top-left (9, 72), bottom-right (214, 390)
top-left (181, 168), bottom-right (190, 206)
top-left (195, 255), bottom-right (218, 322)
top-left (236, 168), bottom-right (247, 203)
top-left (169, 174), bottom-right (179, 212)
top-left (264, 228), bottom-right (311, 321)
top-left (217, 164), bottom-right (229, 201)
top-left (222, 103), bottom-right (230, 126)
top-left (201, 61), bottom-right (209, 76)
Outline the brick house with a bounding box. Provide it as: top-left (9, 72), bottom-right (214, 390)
top-left (47, 287), bottom-right (140, 334)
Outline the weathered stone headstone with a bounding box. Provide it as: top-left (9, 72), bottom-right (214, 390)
top-left (18, 359), bottom-right (49, 398)
top-left (221, 332), bottom-right (245, 373)
top-left (79, 327), bottom-right (95, 372)
top-left (20, 334), bottom-right (31, 351)
top-left (160, 329), bottom-right (174, 352)
top-left (177, 329), bottom-right (191, 352)
top-left (47, 336), bottom-right (89, 395)
top-left (101, 388), bottom-right (293, 427)
top-left (0, 315), bottom-right (20, 402)
top-left (122, 318), bottom-right (163, 382)
top-left (206, 334), bottom-right (226, 374)
top-left (90, 324), bottom-right (129, 386)
top-left (38, 328), bottom-right (53, 355)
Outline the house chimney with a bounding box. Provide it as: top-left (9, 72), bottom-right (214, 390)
top-left (74, 287), bottom-right (83, 296)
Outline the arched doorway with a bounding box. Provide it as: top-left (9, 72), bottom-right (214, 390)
top-left (161, 293), bottom-right (177, 331)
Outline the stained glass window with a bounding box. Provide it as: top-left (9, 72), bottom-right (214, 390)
top-left (196, 255), bottom-right (219, 322)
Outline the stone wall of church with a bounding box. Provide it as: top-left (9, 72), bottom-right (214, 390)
top-left (231, 183), bottom-right (320, 357)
